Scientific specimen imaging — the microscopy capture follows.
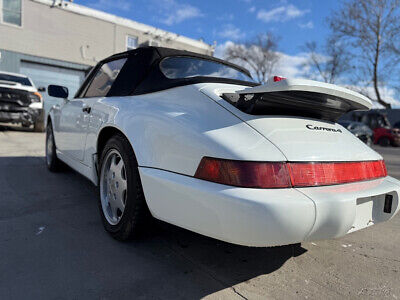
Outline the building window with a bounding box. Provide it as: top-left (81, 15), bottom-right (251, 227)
top-left (126, 36), bottom-right (138, 50)
top-left (2, 0), bottom-right (22, 26)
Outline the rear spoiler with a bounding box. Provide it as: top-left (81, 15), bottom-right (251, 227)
top-left (222, 77), bottom-right (372, 122)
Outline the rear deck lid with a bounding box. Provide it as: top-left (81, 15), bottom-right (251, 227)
top-left (199, 79), bottom-right (380, 162)
top-left (244, 117), bottom-right (381, 162)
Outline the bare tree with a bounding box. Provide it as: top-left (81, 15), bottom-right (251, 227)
top-left (302, 37), bottom-right (350, 84)
top-left (328, 0), bottom-right (400, 108)
top-left (224, 33), bottom-right (280, 83)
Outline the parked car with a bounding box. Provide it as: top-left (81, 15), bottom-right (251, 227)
top-left (374, 127), bottom-right (400, 147)
top-left (348, 111), bottom-right (400, 147)
top-left (45, 47), bottom-right (400, 247)
top-left (339, 121), bottom-right (374, 146)
top-left (0, 71), bottom-right (45, 131)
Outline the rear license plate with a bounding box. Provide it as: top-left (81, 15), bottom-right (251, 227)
top-left (354, 197), bottom-right (374, 230)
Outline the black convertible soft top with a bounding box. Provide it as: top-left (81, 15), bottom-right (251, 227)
top-left (77, 46), bottom-right (257, 98)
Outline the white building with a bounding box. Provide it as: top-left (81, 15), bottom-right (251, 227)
top-left (0, 0), bottom-right (214, 103)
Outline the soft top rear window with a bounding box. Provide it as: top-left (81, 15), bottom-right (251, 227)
top-left (160, 56), bottom-right (254, 83)
top-left (0, 74), bottom-right (32, 86)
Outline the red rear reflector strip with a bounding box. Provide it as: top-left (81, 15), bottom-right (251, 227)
top-left (287, 160), bottom-right (387, 187)
top-left (194, 157), bottom-right (387, 188)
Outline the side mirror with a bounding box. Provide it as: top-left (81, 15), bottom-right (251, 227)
top-left (48, 85), bottom-right (68, 99)
top-left (38, 86), bottom-right (46, 92)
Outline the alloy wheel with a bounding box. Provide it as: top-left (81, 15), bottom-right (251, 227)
top-left (100, 149), bottom-right (128, 225)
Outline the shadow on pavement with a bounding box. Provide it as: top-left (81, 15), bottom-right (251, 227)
top-left (0, 155), bottom-right (307, 299)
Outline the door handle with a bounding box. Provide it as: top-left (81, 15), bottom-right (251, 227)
top-left (82, 106), bottom-right (91, 114)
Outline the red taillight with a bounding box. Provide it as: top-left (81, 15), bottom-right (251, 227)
top-left (194, 158), bottom-right (387, 188)
top-left (194, 157), bottom-right (291, 188)
top-left (287, 160), bottom-right (387, 187)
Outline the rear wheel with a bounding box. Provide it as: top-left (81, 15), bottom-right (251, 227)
top-left (379, 137), bottom-right (391, 147)
top-left (45, 122), bottom-right (62, 172)
top-left (98, 134), bottom-right (151, 241)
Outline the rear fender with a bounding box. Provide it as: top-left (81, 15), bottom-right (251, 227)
top-left (86, 86), bottom-right (286, 177)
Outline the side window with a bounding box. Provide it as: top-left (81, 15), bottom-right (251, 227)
top-left (84, 58), bottom-right (127, 98)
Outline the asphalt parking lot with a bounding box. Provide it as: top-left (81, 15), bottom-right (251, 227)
top-left (0, 125), bottom-right (399, 300)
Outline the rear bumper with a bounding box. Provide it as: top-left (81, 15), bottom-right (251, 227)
top-left (139, 167), bottom-right (400, 247)
top-left (298, 176), bottom-right (400, 241)
top-left (0, 108), bottom-right (42, 124)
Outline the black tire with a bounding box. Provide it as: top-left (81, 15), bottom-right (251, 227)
top-left (45, 122), bottom-right (62, 172)
top-left (34, 111), bottom-right (45, 132)
top-left (98, 133), bottom-right (152, 241)
top-left (379, 137), bottom-right (391, 147)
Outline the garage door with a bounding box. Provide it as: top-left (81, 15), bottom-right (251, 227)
top-left (20, 61), bottom-right (86, 114)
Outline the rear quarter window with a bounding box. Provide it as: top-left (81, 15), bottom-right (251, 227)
top-left (84, 58), bottom-right (127, 98)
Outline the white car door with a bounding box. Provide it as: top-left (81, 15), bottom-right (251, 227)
top-left (56, 57), bottom-right (127, 162)
top-left (56, 97), bottom-right (90, 161)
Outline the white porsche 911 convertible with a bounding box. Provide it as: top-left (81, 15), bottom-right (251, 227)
top-left (46, 46), bottom-right (400, 246)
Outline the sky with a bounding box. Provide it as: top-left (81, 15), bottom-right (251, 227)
top-left (74, 0), bottom-right (399, 107)
top-left (75, 0), bottom-right (335, 56)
